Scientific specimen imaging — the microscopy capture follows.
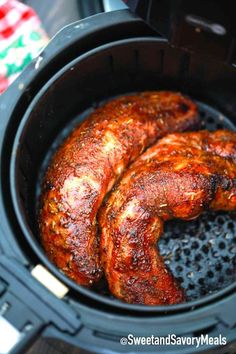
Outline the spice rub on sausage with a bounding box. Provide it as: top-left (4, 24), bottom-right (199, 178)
top-left (39, 92), bottom-right (199, 286)
top-left (99, 130), bottom-right (236, 304)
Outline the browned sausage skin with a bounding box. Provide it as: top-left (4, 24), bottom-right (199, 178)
top-left (99, 130), bottom-right (236, 305)
top-left (39, 92), bottom-right (199, 286)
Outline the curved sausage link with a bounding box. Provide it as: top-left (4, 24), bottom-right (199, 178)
top-left (39, 92), bottom-right (199, 286)
top-left (99, 130), bottom-right (236, 304)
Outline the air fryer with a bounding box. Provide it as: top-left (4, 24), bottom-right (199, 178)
top-left (0, 1), bottom-right (236, 353)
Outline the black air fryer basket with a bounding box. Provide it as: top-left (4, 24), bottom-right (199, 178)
top-left (1, 1), bottom-right (236, 353)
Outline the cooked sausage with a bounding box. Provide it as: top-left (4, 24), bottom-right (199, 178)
top-left (99, 130), bottom-right (236, 304)
top-left (39, 92), bottom-right (199, 286)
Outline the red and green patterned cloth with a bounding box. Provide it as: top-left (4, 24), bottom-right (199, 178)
top-left (0, 0), bottom-right (48, 93)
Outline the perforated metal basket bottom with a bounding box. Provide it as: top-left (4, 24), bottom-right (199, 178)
top-left (161, 211), bottom-right (236, 300)
top-left (160, 102), bottom-right (236, 301)
top-left (95, 101), bottom-right (236, 302)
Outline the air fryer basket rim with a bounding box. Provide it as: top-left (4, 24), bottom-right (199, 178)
top-left (10, 36), bottom-right (236, 313)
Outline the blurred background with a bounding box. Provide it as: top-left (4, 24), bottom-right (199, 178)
top-left (0, 0), bottom-right (128, 93)
top-left (23, 0), bottom-right (127, 37)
